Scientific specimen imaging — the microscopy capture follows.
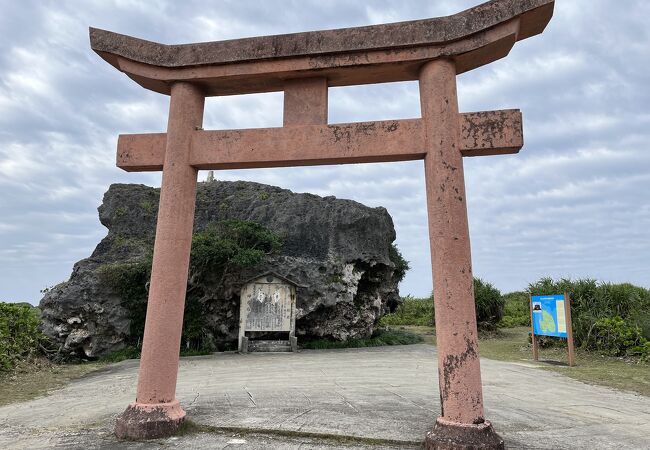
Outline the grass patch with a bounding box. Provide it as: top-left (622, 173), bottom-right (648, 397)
top-left (301, 328), bottom-right (423, 350)
top-left (0, 356), bottom-right (104, 407)
top-left (405, 325), bottom-right (650, 397)
top-left (480, 326), bottom-right (650, 396)
top-left (2, 347), bottom-right (216, 407)
top-left (477, 326), bottom-right (540, 361)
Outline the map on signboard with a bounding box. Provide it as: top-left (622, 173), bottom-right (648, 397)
top-left (532, 294), bottom-right (568, 338)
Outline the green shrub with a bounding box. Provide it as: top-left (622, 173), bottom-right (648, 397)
top-left (588, 316), bottom-right (646, 356)
top-left (380, 295), bottom-right (433, 326)
top-left (98, 220), bottom-right (281, 353)
top-left (528, 277), bottom-right (650, 358)
top-left (473, 278), bottom-right (504, 330)
top-left (184, 221), bottom-right (281, 351)
top-left (380, 278), bottom-right (505, 330)
top-left (97, 261), bottom-right (151, 339)
top-left (301, 328), bottom-right (423, 349)
top-left (99, 345), bottom-right (214, 363)
top-left (189, 220), bottom-right (281, 282)
top-left (99, 346), bottom-right (141, 363)
top-left (630, 341), bottom-right (650, 362)
top-left (388, 244), bottom-right (410, 283)
top-left (0, 303), bottom-right (43, 371)
top-left (499, 291), bottom-right (530, 328)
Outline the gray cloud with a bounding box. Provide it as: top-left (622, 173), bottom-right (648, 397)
top-left (0, 0), bottom-right (648, 304)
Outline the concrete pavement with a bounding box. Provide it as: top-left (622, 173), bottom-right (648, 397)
top-left (0, 344), bottom-right (648, 449)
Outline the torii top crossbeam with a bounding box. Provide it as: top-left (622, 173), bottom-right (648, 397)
top-left (91, 0), bottom-right (553, 96)
top-left (92, 1), bottom-right (554, 446)
top-left (91, 0), bottom-right (553, 173)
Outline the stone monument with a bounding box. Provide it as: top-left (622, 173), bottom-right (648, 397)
top-left (238, 272), bottom-right (299, 353)
top-left (90, 0), bottom-right (555, 447)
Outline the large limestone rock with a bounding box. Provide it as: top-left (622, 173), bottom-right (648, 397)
top-left (39, 181), bottom-right (403, 358)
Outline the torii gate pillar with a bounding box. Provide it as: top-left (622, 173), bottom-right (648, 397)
top-left (90, 0), bottom-right (554, 447)
top-left (113, 82), bottom-right (204, 439)
top-left (420, 59), bottom-right (502, 448)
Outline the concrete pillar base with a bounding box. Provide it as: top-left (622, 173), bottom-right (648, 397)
top-left (424, 417), bottom-right (504, 450)
top-left (114, 400), bottom-right (186, 440)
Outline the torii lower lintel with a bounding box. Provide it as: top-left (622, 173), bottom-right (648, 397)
top-left (92, 1), bottom-right (554, 448)
top-left (116, 110), bottom-right (523, 172)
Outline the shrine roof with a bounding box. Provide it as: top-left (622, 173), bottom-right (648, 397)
top-left (241, 272), bottom-right (306, 288)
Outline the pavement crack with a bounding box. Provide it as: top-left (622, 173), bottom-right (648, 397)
top-left (565, 404), bottom-right (623, 413)
top-left (243, 387), bottom-right (257, 407)
top-left (292, 408), bottom-right (312, 421)
top-left (383, 387), bottom-right (434, 412)
top-left (335, 392), bottom-right (359, 413)
top-left (276, 408), bottom-right (313, 427)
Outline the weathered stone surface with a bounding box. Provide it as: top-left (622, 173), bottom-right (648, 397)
top-left (89, 1), bottom-right (554, 95)
top-left (116, 110), bottom-right (524, 172)
top-left (39, 181), bottom-right (402, 358)
top-left (90, 1), bottom-right (553, 68)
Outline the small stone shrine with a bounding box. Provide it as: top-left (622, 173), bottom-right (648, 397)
top-left (238, 272), bottom-right (299, 353)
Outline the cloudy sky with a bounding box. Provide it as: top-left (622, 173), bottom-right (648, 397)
top-left (1, 0), bottom-right (649, 304)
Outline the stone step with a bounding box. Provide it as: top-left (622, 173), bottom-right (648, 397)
top-left (247, 340), bottom-right (292, 352)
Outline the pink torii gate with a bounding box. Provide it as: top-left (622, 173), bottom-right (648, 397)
top-left (90, 0), bottom-right (554, 447)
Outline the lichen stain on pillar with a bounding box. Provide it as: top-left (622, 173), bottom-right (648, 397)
top-left (440, 338), bottom-right (482, 420)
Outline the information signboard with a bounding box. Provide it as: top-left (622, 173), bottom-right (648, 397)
top-left (530, 292), bottom-right (575, 366)
top-left (531, 294), bottom-right (568, 338)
